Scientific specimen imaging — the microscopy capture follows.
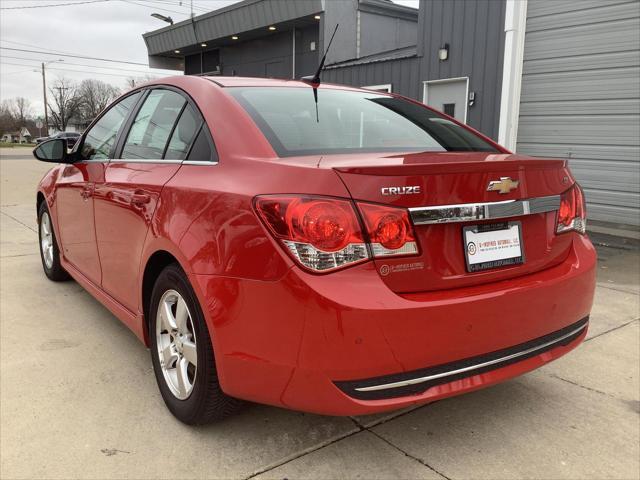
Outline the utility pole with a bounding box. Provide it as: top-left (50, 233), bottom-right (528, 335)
top-left (41, 63), bottom-right (49, 136)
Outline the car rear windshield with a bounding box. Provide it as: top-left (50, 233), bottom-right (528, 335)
top-left (228, 87), bottom-right (499, 157)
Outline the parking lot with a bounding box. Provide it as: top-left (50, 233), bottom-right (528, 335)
top-left (1, 147), bottom-right (638, 480)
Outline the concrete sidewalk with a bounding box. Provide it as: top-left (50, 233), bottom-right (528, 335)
top-left (1, 154), bottom-right (638, 480)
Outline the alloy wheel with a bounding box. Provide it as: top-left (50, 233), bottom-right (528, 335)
top-left (40, 212), bottom-right (54, 269)
top-left (155, 289), bottom-right (198, 400)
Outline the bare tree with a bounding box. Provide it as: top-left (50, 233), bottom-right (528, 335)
top-left (9, 97), bottom-right (32, 127)
top-left (0, 100), bottom-right (18, 135)
top-left (77, 79), bottom-right (120, 123)
top-left (48, 77), bottom-right (81, 132)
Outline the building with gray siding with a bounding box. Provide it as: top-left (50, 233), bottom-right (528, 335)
top-left (143, 0), bottom-right (418, 79)
top-left (513, 0), bottom-right (640, 227)
top-left (143, 0), bottom-right (640, 228)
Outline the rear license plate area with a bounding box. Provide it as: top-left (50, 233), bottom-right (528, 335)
top-left (463, 221), bottom-right (524, 272)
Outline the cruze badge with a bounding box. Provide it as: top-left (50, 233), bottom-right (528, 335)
top-left (487, 177), bottom-right (519, 194)
top-left (381, 186), bottom-right (421, 196)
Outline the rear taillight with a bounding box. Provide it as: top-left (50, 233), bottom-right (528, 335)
top-left (254, 196), bottom-right (369, 272)
top-left (254, 196), bottom-right (419, 272)
top-left (356, 202), bottom-right (419, 257)
top-left (557, 183), bottom-right (587, 234)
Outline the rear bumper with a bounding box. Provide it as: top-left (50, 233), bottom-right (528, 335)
top-left (192, 233), bottom-right (596, 416)
top-left (335, 316), bottom-right (588, 400)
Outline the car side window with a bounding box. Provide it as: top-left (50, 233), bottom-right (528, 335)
top-left (121, 89), bottom-right (185, 160)
top-left (187, 123), bottom-right (218, 163)
top-left (80, 92), bottom-right (141, 161)
top-left (165, 104), bottom-right (201, 160)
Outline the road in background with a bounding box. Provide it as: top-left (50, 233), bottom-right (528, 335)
top-left (1, 150), bottom-right (638, 479)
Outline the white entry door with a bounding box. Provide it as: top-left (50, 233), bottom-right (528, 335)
top-left (423, 77), bottom-right (469, 123)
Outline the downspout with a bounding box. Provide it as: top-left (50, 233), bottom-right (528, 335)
top-left (498, 0), bottom-right (528, 151)
top-left (189, 15), bottom-right (202, 74)
top-left (356, 10), bottom-right (361, 58)
top-left (292, 27), bottom-right (296, 79)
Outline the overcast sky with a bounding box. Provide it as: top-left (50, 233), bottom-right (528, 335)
top-left (0, 0), bottom-right (418, 118)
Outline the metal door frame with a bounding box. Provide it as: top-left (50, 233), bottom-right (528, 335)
top-left (422, 76), bottom-right (469, 123)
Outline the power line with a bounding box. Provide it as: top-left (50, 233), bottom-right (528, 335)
top-left (1, 47), bottom-right (150, 66)
top-left (0, 0), bottom-right (113, 10)
top-left (1, 68), bottom-right (35, 76)
top-left (0, 39), bottom-right (97, 58)
top-left (0, 41), bottom-right (178, 72)
top-left (45, 66), bottom-right (158, 79)
top-left (1, 61), bottom-right (47, 68)
top-left (1, 55), bottom-right (175, 75)
top-left (121, 0), bottom-right (188, 15)
top-left (131, 0), bottom-right (208, 13)
top-left (149, 0), bottom-right (206, 12)
top-left (189, 0), bottom-right (211, 12)
top-left (0, 61), bottom-right (159, 79)
top-left (133, 0), bottom-right (208, 12)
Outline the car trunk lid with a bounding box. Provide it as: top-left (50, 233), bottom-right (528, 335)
top-left (324, 151), bottom-right (574, 293)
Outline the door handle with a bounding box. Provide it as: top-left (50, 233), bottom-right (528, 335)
top-left (80, 187), bottom-right (93, 200)
top-left (131, 193), bottom-right (151, 206)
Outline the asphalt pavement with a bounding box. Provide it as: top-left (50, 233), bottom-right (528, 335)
top-left (1, 147), bottom-right (638, 479)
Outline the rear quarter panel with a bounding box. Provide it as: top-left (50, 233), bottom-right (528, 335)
top-left (144, 158), bottom-right (350, 278)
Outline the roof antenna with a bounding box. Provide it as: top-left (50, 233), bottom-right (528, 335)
top-left (302, 24), bottom-right (338, 122)
top-left (302, 23), bottom-right (339, 84)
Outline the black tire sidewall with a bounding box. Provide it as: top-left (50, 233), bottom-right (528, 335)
top-left (37, 202), bottom-right (68, 281)
top-left (149, 264), bottom-right (214, 424)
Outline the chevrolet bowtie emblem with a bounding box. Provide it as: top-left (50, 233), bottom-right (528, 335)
top-left (487, 177), bottom-right (519, 194)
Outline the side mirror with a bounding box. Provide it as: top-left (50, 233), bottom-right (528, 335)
top-left (32, 138), bottom-right (72, 163)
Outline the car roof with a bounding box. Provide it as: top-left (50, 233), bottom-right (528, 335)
top-left (137, 75), bottom-right (388, 96)
top-left (203, 76), bottom-right (373, 93)
top-left (206, 76), bottom-right (311, 87)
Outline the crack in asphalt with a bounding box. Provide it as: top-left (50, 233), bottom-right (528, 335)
top-left (1, 253), bottom-right (39, 259)
top-left (349, 416), bottom-right (452, 480)
top-left (596, 283), bottom-right (640, 295)
top-left (0, 210), bottom-right (37, 233)
top-left (547, 373), bottom-right (618, 399)
top-left (541, 318), bottom-right (639, 400)
top-left (242, 427), bottom-right (363, 480)
top-left (242, 405), bottom-right (439, 480)
top-left (585, 318), bottom-right (639, 343)
top-left (368, 428), bottom-right (452, 480)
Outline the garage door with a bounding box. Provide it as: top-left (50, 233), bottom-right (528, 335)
top-left (516, 0), bottom-right (640, 226)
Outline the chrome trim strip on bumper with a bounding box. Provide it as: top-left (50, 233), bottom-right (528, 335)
top-left (354, 322), bottom-right (588, 393)
top-left (409, 195), bottom-right (561, 225)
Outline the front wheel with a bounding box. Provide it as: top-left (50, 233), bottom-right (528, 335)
top-left (38, 202), bottom-right (69, 281)
top-left (149, 264), bottom-right (242, 424)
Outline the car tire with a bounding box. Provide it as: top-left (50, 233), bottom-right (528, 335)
top-left (149, 263), bottom-right (243, 424)
top-left (38, 202), bottom-right (70, 282)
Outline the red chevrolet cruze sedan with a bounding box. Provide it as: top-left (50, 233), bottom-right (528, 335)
top-left (33, 76), bottom-right (596, 424)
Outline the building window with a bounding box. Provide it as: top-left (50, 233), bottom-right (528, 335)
top-left (443, 103), bottom-right (456, 117)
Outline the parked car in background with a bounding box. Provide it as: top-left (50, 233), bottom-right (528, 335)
top-left (36, 131), bottom-right (81, 148)
top-left (32, 76), bottom-right (596, 425)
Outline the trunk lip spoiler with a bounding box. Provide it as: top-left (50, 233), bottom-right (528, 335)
top-left (409, 195), bottom-right (561, 225)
